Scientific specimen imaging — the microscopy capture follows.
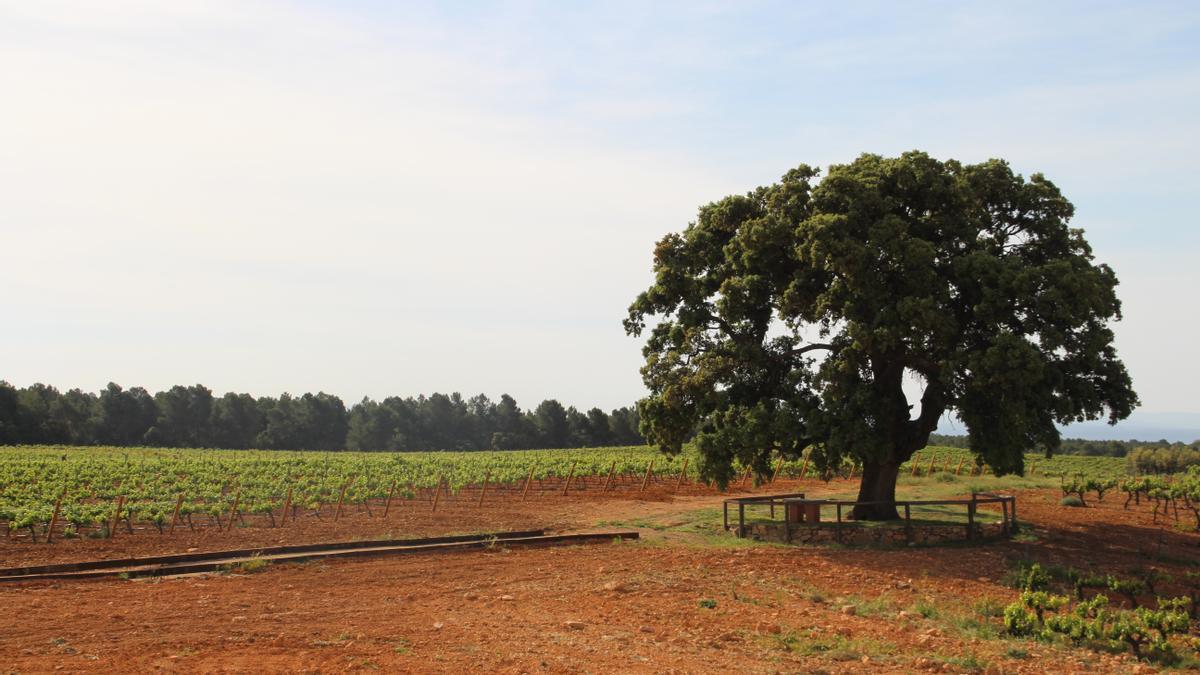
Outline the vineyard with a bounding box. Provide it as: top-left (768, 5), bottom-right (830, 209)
top-left (0, 445), bottom-right (688, 542)
top-left (0, 444), bottom-right (1130, 544)
top-left (4, 443), bottom-right (1200, 672)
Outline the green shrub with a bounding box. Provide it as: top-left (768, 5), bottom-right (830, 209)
top-left (1003, 591), bottom-right (1194, 664)
top-left (1061, 495), bottom-right (1085, 507)
top-left (1003, 602), bottom-right (1038, 636)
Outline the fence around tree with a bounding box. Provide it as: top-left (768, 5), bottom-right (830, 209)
top-left (724, 492), bottom-right (1017, 546)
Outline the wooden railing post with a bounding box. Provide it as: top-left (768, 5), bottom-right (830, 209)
top-left (279, 487), bottom-right (293, 526)
top-left (675, 458), bottom-right (689, 491)
top-left (966, 496), bottom-right (976, 540)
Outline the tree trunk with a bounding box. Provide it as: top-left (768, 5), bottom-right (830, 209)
top-left (851, 458), bottom-right (902, 520)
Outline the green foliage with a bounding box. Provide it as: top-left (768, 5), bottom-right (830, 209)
top-left (625, 151), bottom-right (1137, 507)
top-left (912, 599), bottom-right (939, 619)
top-left (1002, 591), bottom-right (1195, 663)
top-left (1007, 562), bottom-right (1052, 592)
top-left (1128, 446), bottom-right (1200, 475)
top-left (974, 598), bottom-right (1005, 618)
top-left (1119, 468), bottom-right (1200, 530)
top-left (0, 444), bottom-right (681, 538)
top-left (227, 556), bottom-right (270, 574)
top-left (698, 598), bottom-right (718, 609)
top-left (930, 433), bottom-right (1199, 458)
top-left (1061, 495), bottom-right (1085, 507)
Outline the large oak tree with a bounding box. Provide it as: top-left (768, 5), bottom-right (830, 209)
top-left (625, 151), bottom-right (1138, 519)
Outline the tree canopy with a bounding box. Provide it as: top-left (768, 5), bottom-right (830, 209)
top-left (625, 151), bottom-right (1137, 518)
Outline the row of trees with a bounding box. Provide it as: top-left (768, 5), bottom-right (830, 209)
top-left (1127, 446), bottom-right (1200, 475)
top-left (928, 434), bottom-right (1200, 457)
top-left (0, 382), bottom-right (645, 452)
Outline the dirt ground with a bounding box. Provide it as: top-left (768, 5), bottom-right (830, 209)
top-left (1, 477), bottom-right (1195, 674)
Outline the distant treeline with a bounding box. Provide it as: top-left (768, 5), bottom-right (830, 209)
top-left (928, 433), bottom-right (1200, 457)
top-left (1127, 446), bottom-right (1200, 475)
top-left (0, 381), bottom-right (645, 452)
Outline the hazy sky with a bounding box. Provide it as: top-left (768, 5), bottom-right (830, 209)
top-left (2, 1), bottom-right (1198, 420)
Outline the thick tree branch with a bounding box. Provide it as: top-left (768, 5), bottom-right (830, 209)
top-left (789, 343), bottom-right (837, 357)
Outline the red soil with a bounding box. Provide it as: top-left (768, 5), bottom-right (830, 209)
top-left (1, 477), bottom-right (1193, 673)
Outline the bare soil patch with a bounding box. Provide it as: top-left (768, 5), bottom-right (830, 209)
top-left (1, 477), bottom-right (1194, 673)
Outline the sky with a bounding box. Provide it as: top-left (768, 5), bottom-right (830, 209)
top-left (1, 2), bottom-right (1198, 438)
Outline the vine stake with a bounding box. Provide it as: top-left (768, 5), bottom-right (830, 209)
top-left (46, 489), bottom-right (65, 544)
top-left (334, 479), bottom-right (352, 522)
top-left (561, 461), bottom-right (577, 496)
top-left (521, 466), bottom-right (536, 501)
top-left (382, 481), bottom-right (396, 518)
top-left (478, 470), bottom-right (491, 507)
top-left (226, 489), bottom-right (241, 532)
top-left (640, 460), bottom-right (655, 492)
top-left (431, 478), bottom-right (444, 512)
top-left (280, 487), bottom-right (293, 526)
top-left (168, 494), bottom-right (184, 533)
top-left (108, 495), bottom-right (125, 539)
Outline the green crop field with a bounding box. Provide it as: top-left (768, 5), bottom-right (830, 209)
top-left (0, 444), bottom-right (1133, 541)
top-left (0, 444), bottom-right (691, 539)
